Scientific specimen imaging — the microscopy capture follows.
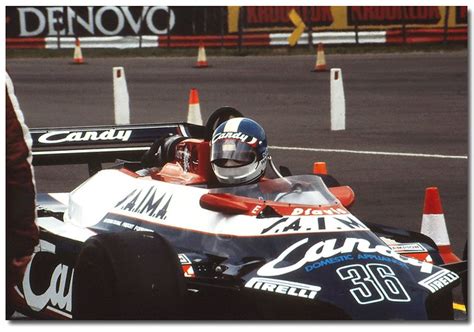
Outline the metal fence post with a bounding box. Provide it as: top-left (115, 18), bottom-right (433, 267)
top-left (220, 6), bottom-right (225, 49)
top-left (167, 6), bottom-right (170, 48)
top-left (307, 7), bottom-right (314, 51)
top-left (138, 6), bottom-right (143, 48)
top-left (138, 6), bottom-right (151, 49)
top-left (192, 7), bottom-right (196, 35)
top-left (401, 6), bottom-right (407, 44)
top-left (354, 8), bottom-right (359, 45)
top-left (204, 7), bottom-right (208, 34)
top-left (73, 7), bottom-right (76, 40)
top-left (63, 7), bottom-right (68, 36)
top-left (443, 6), bottom-right (450, 44)
top-left (238, 7), bottom-right (243, 54)
top-left (54, 10), bottom-right (63, 49)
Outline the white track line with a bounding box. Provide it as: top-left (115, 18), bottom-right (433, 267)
top-left (269, 146), bottom-right (468, 160)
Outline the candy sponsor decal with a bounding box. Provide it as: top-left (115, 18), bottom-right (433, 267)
top-left (38, 129), bottom-right (132, 144)
top-left (257, 237), bottom-right (434, 277)
top-left (212, 132), bottom-right (258, 145)
top-left (304, 253), bottom-right (409, 272)
top-left (22, 240), bottom-right (73, 317)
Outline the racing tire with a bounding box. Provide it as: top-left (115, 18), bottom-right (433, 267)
top-left (72, 231), bottom-right (185, 320)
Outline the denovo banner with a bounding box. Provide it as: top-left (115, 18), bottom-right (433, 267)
top-left (6, 6), bottom-right (467, 38)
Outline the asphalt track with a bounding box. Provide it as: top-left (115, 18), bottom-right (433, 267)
top-left (6, 50), bottom-right (468, 304)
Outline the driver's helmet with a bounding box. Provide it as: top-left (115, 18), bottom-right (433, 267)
top-left (210, 117), bottom-right (268, 185)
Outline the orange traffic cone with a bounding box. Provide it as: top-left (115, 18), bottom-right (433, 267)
top-left (187, 88), bottom-right (203, 125)
top-left (72, 38), bottom-right (85, 64)
top-left (194, 42), bottom-right (209, 68)
top-left (313, 162), bottom-right (328, 175)
top-left (312, 43), bottom-right (327, 72)
top-left (420, 187), bottom-right (461, 264)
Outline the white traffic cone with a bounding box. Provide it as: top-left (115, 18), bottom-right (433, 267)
top-left (420, 187), bottom-right (460, 264)
top-left (72, 38), bottom-right (85, 64)
top-left (194, 42), bottom-right (209, 68)
top-left (311, 42), bottom-right (327, 72)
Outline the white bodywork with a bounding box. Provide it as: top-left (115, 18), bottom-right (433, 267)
top-left (40, 169), bottom-right (369, 240)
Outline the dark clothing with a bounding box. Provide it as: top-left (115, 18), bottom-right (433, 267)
top-left (6, 74), bottom-right (39, 265)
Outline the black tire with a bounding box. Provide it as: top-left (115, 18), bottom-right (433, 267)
top-left (72, 231), bottom-right (185, 320)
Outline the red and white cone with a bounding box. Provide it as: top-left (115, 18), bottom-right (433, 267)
top-left (72, 38), bottom-right (85, 64)
top-left (194, 42), bottom-right (209, 68)
top-left (187, 88), bottom-right (203, 125)
top-left (311, 43), bottom-right (327, 72)
top-left (420, 187), bottom-right (460, 264)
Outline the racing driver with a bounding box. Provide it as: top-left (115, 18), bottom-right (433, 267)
top-left (141, 116), bottom-right (270, 188)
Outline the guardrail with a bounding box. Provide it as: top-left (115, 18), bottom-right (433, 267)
top-left (7, 28), bottom-right (467, 49)
top-left (386, 27), bottom-right (468, 44)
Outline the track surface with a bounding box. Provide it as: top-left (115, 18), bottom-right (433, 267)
top-left (6, 51), bottom-right (468, 273)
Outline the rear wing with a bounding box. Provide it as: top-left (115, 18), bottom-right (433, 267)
top-left (30, 122), bottom-right (206, 174)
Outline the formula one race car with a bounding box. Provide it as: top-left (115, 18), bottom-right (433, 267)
top-left (9, 108), bottom-right (467, 320)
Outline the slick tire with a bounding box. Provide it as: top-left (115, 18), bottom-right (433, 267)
top-left (72, 231), bottom-right (185, 320)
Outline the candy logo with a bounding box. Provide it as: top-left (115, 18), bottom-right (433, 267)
top-left (22, 252), bottom-right (73, 315)
top-left (212, 132), bottom-right (258, 145)
top-left (38, 129), bottom-right (132, 144)
top-left (257, 237), bottom-right (434, 277)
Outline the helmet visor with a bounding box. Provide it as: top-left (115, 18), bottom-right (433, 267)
top-left (211, 138), bottom-right (256, 166)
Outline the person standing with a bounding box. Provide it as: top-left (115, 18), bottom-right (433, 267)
top-left (5, 72), bottom-right (39, 315)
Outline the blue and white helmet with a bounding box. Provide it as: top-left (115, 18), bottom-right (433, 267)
top-left (210, 117), bottom-right (268, 185)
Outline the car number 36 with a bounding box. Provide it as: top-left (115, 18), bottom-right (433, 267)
top-left (336, 263), bottom-right (411, 305)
